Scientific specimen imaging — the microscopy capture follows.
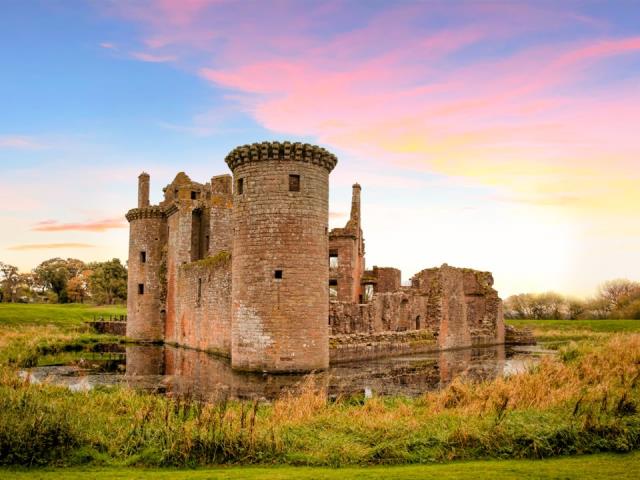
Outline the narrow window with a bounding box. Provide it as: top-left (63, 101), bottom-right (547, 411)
top-left (138, 284), bottom-right (144, 295)
top-left (197, 278), bottom-right (202, 305)
top-left (140, 251), bottom-right (146, 263)
top-left (329, 279), bottom-right (338, 298)
top-left (289, 174), bottom-right (300, 192)
top-left (237, 178), bottom-right (244, 195)
top-left (329, 250), bottom-right (338, 269)
top-left (191, 191), bottom-right (197, 200)
top-left (205, 235), bottom-right (210, 254)
top-left (274, 270), bottom-right (283, 280)
top-left (415, 315), bottom-right (421, 330)
top-left (363, 283), bottom-right (374, 302)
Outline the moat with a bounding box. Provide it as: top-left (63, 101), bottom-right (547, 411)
top-left (21, 344), bottom-right (553, 402)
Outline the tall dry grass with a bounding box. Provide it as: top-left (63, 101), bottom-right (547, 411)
top-left (0, 335), bottom-right (638, 467)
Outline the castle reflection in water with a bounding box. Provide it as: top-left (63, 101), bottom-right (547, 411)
top-left (123, 344), bottom-right (535, 402)
top-left (22, 344), bottom-right (542, 402)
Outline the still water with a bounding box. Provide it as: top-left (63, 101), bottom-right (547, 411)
top-left (21, 344), bottom-right (553, 402)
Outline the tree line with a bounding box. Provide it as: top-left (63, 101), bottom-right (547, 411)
top-left (0, 258), bottom-right (127, 305)
top-left (504, 279), bottom-right (640, 320)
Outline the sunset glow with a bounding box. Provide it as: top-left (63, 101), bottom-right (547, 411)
top-left (1, 1), bottom-right (639, 296)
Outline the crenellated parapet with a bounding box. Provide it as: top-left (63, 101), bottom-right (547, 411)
top-left (125, 206), bottom-right (165, 222)
top-left (225, 141), bottom-right (338, 173)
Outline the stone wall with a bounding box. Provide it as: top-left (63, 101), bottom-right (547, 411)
top-left (170, 253), bottom-right (232, 356)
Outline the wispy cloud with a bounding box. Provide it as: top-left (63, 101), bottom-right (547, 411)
top-left (130, 51), bottom-right (177, 63)
top-left (8, 243), bottom-right (96, 251)
top-left (100, 42), bottom-right (116, 49)
top-left (32, 218), bottom-right (126, 232)
top-left (0, 135), bottom-right (46, 150)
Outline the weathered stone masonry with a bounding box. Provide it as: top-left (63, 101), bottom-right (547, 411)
top-left (127, 140), bottom-right (506, 373)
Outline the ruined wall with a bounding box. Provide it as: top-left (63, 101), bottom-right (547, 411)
top-left (126, 206), bottom-right (166, 342)
top-left (412, 265), bottom-right (504, 348)
top-left (363, 266), bottom-right (402, 294)
top-left (227, 142), bottom-right (336, 372)
top-left (330, 264), bottom-right (504, 353)
top-left (329, 184), bottom-right (365, 303)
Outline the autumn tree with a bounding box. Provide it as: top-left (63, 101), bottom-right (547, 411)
top-left (597, 279), bottom-right (640, 312)
top-left (33, 258), bottom-right (86, 303)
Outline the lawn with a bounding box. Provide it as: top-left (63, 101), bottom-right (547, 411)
top-left (2, 451), bottom-right (639, 479)
top-left (507, 318), bottom-right (640, 343)
top-left (0, 303), bottom-right (126, 366)
top-left (0, 303), bottom-right (126, 329)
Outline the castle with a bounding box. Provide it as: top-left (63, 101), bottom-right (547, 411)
top-left (126, 141), bottom-right (505, 373)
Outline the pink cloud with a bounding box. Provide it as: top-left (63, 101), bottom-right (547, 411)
top-left (8, 243), bottom-right (96, 251)
top-left (101, 1), bottom-right (640, 215)
top-left (33, 218), bottom-right (127, 232)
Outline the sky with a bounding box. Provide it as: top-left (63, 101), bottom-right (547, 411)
top-left (1, 0), bottom-right (639, 297)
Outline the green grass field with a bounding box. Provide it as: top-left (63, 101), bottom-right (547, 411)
top-left (507, 318), bottom-right (640, 344)
top-left (3, 451), bottom-right (639, 479)
top-left (0, 303), bottom-right (126, 366)
top-left (0, 303), bottom-right (126, 329)
top-left (507, 318), bottom-right (640, 333)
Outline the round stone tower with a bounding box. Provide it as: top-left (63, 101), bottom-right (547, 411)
top-left (225, 141), bottom-right (337, 372)
top-left (125, 172), bottom-right (166, 342)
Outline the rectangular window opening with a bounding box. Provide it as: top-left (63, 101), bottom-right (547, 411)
top-left (191, 191), bottom-right (197, 200)
top-left (140, 251), bottom-right (146, 263)
top-left (237, 178), bottom-right (244, 195)
top-left (329, 279), bottom-right (338, 298)
top-left (329, 250), bottom-right (338, 269)
top-left (274, 269), bottom-right (283, 280)
top-left (197, 278), bottom-right (202, 305)
top-left (138, 284), bottom-right (144, 295)
top-left (289, 174), bottom-right (300, 192)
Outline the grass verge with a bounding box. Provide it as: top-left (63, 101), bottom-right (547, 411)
top-left (2, 451), bottom-right (640, 479)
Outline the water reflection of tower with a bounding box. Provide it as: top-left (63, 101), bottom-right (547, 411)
top-left (125, 345), bottom-right (165, 376)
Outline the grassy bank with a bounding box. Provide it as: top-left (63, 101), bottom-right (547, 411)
top-left (0, 303), bottom-right (125, 367)
top-left (4, 451), bottom-right (640, 479)
top-left (507, 318), bottom-right (640, 344)
top-left (0, 305), bottom-right (638, 470)
top-left (0, 334), bottom-right (638, 467)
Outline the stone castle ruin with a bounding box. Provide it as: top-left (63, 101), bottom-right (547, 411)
top-left (126, 141), bottom-right (505, 373)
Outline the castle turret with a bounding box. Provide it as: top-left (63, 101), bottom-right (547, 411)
top-left (138, 172), bottom-right (150, 208)
top-left (225, 141), bottom-right (337, 372)
top-left (126, 172), bottom-right (166, 342)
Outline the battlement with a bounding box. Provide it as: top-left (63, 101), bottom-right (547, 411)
top-left (125, 206), bottom-right (165, 222)
top-left (225, 141), bottom-right (338, 172)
